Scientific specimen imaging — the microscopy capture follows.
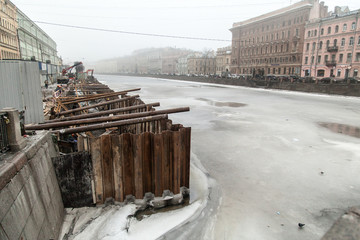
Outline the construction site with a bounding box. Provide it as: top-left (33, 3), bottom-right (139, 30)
top-left (0, 61), bottom-right (194, 239)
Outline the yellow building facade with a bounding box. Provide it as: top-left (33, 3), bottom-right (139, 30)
top-left (0, 0), bottom-right (20, 60)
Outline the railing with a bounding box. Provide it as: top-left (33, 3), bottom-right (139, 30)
top-left (327, 46), bottom-right (339, 52)
top-left (325, 60), bottom-right (337, 67)
top-left (0, 113), bottom-right (9, 153)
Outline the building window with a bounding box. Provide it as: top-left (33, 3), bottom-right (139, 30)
top-left (354, 69), bottom-right (358, 77)
top-left (350, 37), bottom-right (354, 46)
top-left (306, 43), bottom-right (310, 51)
top-left (312, 42), bottom-right (316, 51)
top-left (337, 69), bottom-right (341, 77)
top-left (326, 40), bottom-right (330, 48)
top-left (358, 36), bottom-right (360, 45)
top-left (321, 28), bottom-right (324, 35)
top-left (296, 29), bottom-right (299, 36)
top-left (341, 38), bottom-right (345, 46)
top-left (335, 25), bottom-right (339, 33)
top-left (339, 54), bottom-right (343, 63)
top-left (325, 55), bottom-right (328, 63)
top-left (314, 30), bottom-right (317, 36)
top-left (347, 53), bottom-right (352, 63)
top-left (343, 24), bottom-right (347, 31)
top-left (334, 39), bottom-right (337, 47)
top-left (305, 56), bottom-right (308, 64)
top-left (319, 41), bottom-right (323, 49)
top-left (356, 53), bottom-right (360, 62)
top-left (318, 56), bottom-right (321, 63)
top-left (311, 56), bottom-right (314, 64)
top-left (308, 31), bottom-right (311, 37)
top-left (317, 70), bottom-right (325, 77)
top-left (328, 27), bottom-right (331, 34)
top-left (352, 22), bottom-right (356, 30)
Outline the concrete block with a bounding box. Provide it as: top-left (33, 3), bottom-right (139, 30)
top-left (19, 164), bottom-right (32, 183)
top-left (11, 153), bottom-right (28, 172)
top-left (0, 223), bottom-right (9, 240)
top-left (2, 190), bottom-right (30, 240)
top-left (24, 140), bottom-right (42, 160)
top-left (46, 136), bottom-right (58, 158)
top-left (18, 231), bottom-right (27, 240)
top-left (49, 168), bottom-right (60, 196)
top-left (32, 198), bottom-right (46, 230)
top-left (24, 214), bottom-right (41, 240)
top-left (46, 201), bottom-right (62, 239)
top-left (38, 216), bottom-right (52, 240)
top-left (23, 176), bottom-right (40, 210)
top-left (29, 154), bottom-right (51, 208)
top-left (7, 171), bottom-right (25, 200)
top-left (0, 162), bottom-right (17, 190)
top-left (0, 186), bottom-right (14, 222)
top-left (0, 108), bottom-right (26, 151)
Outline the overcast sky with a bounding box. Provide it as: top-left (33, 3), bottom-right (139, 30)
top-left (11, 0), bottom-right (359, 65)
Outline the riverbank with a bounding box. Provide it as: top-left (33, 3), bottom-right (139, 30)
top-left (102, 73), bottom-right (360, 97)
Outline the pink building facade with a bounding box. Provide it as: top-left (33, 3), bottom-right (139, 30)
top-left (301, 9), bottom-right (360, 80)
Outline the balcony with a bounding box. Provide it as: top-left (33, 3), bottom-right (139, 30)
top-left (327, 46), bottom-right (338, 52)
top-left (325, 60), bottom-right (337, 67)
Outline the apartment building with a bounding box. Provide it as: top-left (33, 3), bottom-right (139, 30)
top-left (187, 52), bottom-right (216, 75)
top-left (216, 46), bottom-right (231, 75)
top-left (301, 7), bottom-right (360, 79)
top-left (0, 0), bottom-right (20, 60)
top-left (230, 0), bottom-right (328, 77)
top-left (17, 9), bottom-right (61, 65)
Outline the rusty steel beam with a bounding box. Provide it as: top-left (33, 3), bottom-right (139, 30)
top-left (54, 114), bottom-right (168, 135)
top-left (61, 88), bottom-right (141, 105)
top-left (26, 107), bottom-right (189, 130)
top-left (58, 95), bottom-right (139, 116)
top-left (45, 102), bottom-right (160, 123)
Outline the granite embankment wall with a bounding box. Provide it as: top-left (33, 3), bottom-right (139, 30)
top-left (0, 131), bottom-right (64, 240)
top-left (109, 74), bottom-right (360, 97)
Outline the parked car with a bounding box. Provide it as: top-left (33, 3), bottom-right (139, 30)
top-left (319, 77), bottom-right (334, 83)
top-left (303, 77), bottom-right (315, 83)
top-left (345, 77), bottom-right (360, 84)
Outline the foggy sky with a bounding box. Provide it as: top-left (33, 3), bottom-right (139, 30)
top-left (11, 0), bottom-right (360, 65)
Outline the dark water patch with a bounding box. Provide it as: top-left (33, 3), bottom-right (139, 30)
top-left (197, 98), bottom-right (246, 108)
top-left (319, 122), bottom-right (360, 138)
top-left (135, 198), bottom-right (190, 221)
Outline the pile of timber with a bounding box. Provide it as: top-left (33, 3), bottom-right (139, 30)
top-left (28, 77), bottom-right (190, 138)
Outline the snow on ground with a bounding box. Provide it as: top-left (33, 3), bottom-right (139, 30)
top-left (58, 152), bottom-right (210, 240)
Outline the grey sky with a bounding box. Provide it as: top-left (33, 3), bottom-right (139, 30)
top-left (11, 0), bottom-right (360, 65)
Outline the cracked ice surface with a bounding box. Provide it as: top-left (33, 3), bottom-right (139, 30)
top-left (97, 75), bottom-right (360, 240)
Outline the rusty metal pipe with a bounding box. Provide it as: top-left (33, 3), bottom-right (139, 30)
top-left (45, 102), bottom-right (160, 123)
top-left (61, 88), bottom-right (140, 105)
top-left (26, 107), bottom-right (189, 130)
top-left (58, 95), bottom-right (139, 116)
top-left (53, 114), bottom-right (168, 135)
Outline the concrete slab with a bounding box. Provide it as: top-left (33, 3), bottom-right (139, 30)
top-left (0, 186), bottom-right (14, 222)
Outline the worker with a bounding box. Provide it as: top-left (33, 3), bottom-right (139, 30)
top-left (44, 79), bottom-right (49, 89)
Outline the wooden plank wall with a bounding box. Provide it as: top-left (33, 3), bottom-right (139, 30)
top-left (90, 127), bottom-right (191, 204)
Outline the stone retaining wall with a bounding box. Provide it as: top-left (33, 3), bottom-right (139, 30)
top-left (0, 131), bottom-right (64, 240)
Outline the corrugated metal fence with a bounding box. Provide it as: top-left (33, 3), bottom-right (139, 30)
top-left (0, 60), bottom-right (44, 124)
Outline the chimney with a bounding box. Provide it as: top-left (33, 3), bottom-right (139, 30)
top-left (334, 6), bottom-right (341, 15)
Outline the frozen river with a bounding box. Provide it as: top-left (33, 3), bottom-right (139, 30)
top-left (98, 75), bottom-right (360, 240)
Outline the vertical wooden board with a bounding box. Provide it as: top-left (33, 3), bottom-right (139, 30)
top-left (185, 128), bottom-right (191, 188)
top-left (90, 137), bottom-right (103, 204)
top-left (122, 133), bottom-right (134, 196)
top-left (77, 135), bottom-right (84, 152)
top-left (179, 128), bottom-right (186, 188)
top-left (172, 131), bottom-right (181, 194)
top-left (101, 135), bottom-right (114, 200)
top-left (168, 131), bottom-right (174, 193)
top-left (84, 137), bottom-right (89, 152)
top-left (143, 132), bottom-right (152, 193)
top-left (153, 134), bottom-right (163, 196)
top-left (161, 131), bottom-right (171, 191)
top-left (133, 134), bottom-right (144, 199)
top-left (112, 135), bottom-right (124, 202)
